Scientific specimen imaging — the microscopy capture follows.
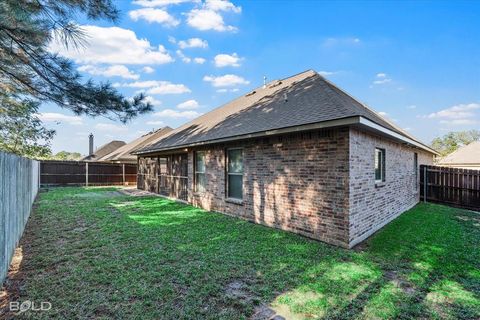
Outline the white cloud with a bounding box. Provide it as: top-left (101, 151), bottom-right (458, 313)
top-left (154, 109), bottom-right (200, 119)
top-left (186, 2), bottom-right (241, 32)
top-left (178, 38), bottom-right (208, 49)
top-left (77, 64), bottom-right (139, 79)
top-left (168, 36), bottom-right (177, 44)
top-left (214, 53), bottom-right (241, 67)
top-left (142, 66), bottom-right (155, 73)
top-left (403, 127), bottom-right (412, 131)
top-left (37, 113), bottom-right (83, 125)
top-left (133, 0), bottom-right (194, 7)
top-left (193, 57), bottom-right (206, 64)
top-left (206, 0), bottom-right (241, 13)
top-left (323, 37), bottom-right (361, 47)
top-left (129, 8), bottom-right (179, 27)
top-left (372, 73), bottom-right (392, 85)
top-left (407, 105), bottom-right (417, 109)
top-left (186, 9), bottom-right (236, 31)
top-left (378, 111), bottom-right (388, 116)
top-left (147, 82), bottom-right (191, 94)
top-left (373, 78), bottom-right (391, 84)
top-left (177, 99), bottom-right (199, 109)
top-left (146, 120), bottom-right (165, 125)
top-left (203, 74), bottom-right (249, 87)
top-left (144, 96), bottom-right (162, 106)
top-left (176, 50), bottom-right (191, 63)
top-left (439, 119), bottom-right (479, 126)
top-left (49, 25), bottom-right (173, 65)
top-left (115, 80), bottom-right (190, 94)
top-left (95, 123), bottom-right (128, 132)
top-left (216, 88), bottom-right (239, 93)
top-left (114, 80), bottom-right (160, 88)
top-left (427, 103), bottom-right (480, 120)
top-left (318, 71), bottom-right (337, 77)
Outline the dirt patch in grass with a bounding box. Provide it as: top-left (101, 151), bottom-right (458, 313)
top-left (0, 243), bottom-right (33, 318)
top-left (384, 271), bottom-right (416, 296)
top-left (117, 188), bottom-right (159, 197)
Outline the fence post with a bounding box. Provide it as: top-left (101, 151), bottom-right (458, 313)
top-left (85, 162), bottom-right (89, 187)
top-left (122, 163), bottom-right (125, 185)
top-left (423, 166), bottom-right (427, 203)
top-left (38, 162), bottom-right (40, 189)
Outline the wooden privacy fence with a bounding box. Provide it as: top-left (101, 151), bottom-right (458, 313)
top-left (420, 165), bottom-right (480, 210)
top-left (40, 161), bottom-right (137, 187)
top-left (0, 151), bottom-right (40, 284)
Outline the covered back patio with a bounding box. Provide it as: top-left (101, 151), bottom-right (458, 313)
top-left (137, 152), bottom-right (188, 201)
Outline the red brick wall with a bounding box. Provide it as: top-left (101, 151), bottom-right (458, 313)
top-left (139, 126), bottom-right (435, 248)
top-left (187, 128), bottom-right (351, 247)
top-left (348, 128), bottom-right (434, 247)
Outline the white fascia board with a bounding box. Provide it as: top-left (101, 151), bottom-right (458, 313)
top-left (358, 117), bottom-right (439, 155)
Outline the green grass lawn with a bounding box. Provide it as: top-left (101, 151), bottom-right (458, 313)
top-left (1, 187), bottom-right (479, 319)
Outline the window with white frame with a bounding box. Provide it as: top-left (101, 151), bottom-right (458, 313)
top-left (227, 148), bottom-right (243, 200)
top-left (375, 148), bottom-right (386, 183)
top-left (195, 151), bottom-right (206, 192)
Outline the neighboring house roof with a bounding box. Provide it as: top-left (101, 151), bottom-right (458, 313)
top-left (82, 140), bottom-right (126, 161)
top-left (136, 70), bottom-right (437, 155)
top-left (98, 127), bottom-right (173, 162)
top-left (438, 141), bottom-right (480, 166)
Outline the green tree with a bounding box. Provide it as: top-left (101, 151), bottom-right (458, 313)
top-left (0, 94), bottom-right (55, 158)
top-left (0, 0), bottom-right (152, 123)
top-left (52, 151), bottom-right (82, 160)
top-left (431, 130), bottom-right (480, 156)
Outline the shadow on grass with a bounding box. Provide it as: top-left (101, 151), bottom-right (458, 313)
top-left (1, 188), bottom-right (479, 320)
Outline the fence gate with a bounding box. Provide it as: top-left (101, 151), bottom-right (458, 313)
top-left (420, 165), bottom-right (480, 211)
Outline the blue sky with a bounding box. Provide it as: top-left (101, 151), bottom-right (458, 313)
top-left (44, 0), bottom-right (480, 154)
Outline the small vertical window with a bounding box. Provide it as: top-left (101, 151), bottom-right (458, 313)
top-left (414, 152), bottom-right (418, 189)
top-left (375, 148), bottom-right (386, 183)
top-left (195, 151), bottom-right (206, 192)
top-left (227, 148), bottom-right (243, 200)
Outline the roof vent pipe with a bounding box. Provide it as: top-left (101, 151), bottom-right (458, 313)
top-left (263, 76), bottom-right (267, 89)
top-left (284, 93), bottom-right (288, 102)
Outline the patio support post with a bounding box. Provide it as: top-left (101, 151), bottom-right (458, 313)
top-left (86, 162), bottom-right (89, 187)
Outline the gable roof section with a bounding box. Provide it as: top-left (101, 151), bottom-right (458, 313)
top-left (82, 140), bottom-right (126, 161)
top-left (137, 70), bottom-right (436, 155)
top-left (98, 127), bottom-right (173, 162)
top-left (438, 141), bottom-right (480, 165)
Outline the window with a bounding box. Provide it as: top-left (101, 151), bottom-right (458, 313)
top-left (227, 148), bottom-right (243, 200)
top-left (375, 148), bottom-right (386, 183)
top-left (414, 152), bottom-right (418, 189)
top-left (195, 151), bottom-right (206, 192)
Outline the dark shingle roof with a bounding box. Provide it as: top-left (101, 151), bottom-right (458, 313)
top-left (138, 70), bottom-right (428, 154)
top-left (97, 127), bottom-right (173, 162)
top-left (82, 140), bottom-right (126, 161)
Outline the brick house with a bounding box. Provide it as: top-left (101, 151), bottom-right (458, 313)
top-left (135, 70), bottom-right (437, 248)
